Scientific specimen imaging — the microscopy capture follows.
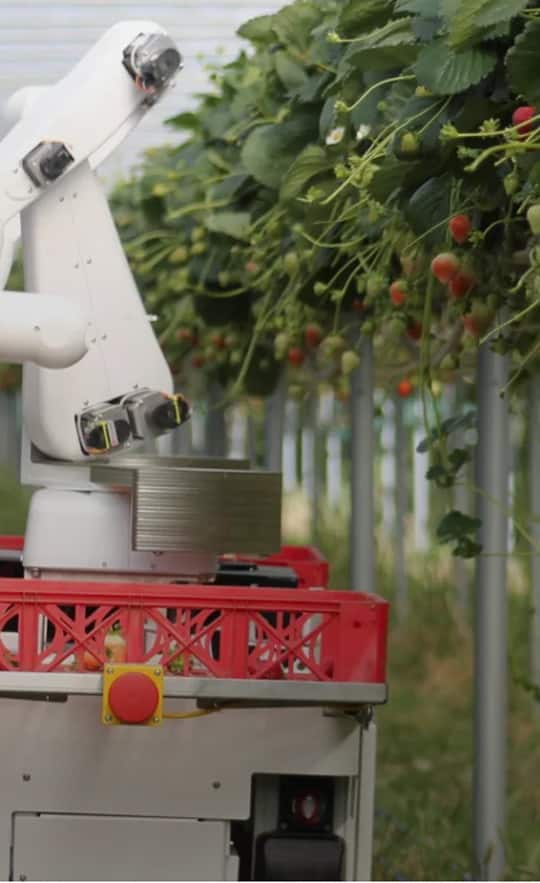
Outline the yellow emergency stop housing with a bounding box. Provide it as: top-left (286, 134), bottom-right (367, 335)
top-left (101, 663), bottom-right (164, 727)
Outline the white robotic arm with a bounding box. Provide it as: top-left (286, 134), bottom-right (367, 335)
top-left (0, 22), bottom-right (190, 462)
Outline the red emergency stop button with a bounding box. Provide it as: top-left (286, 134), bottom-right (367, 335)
top-left (108, 671), bottom-right (160, 724)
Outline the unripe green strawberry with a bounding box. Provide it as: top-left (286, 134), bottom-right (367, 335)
top-left (388, 318), bottom-right (406, 339)
top-left (527, 204), bottom-right (540, 235)
top-left (504, 172), bottom-right (519, 196)
top-left (322, 334), bottom-right (346, 355)
top-left (274, 332), bottom-right (290, 358)
top-left (398, 131), bottom-right (420, 157)
top-left (283, 251), bottom-right (300, 275)
top-left (366, 273), bottom-right (386, 298)
top-left (191, 226), bottom-right (206, 242)
top-left (191, 241), bottom-right (207, 255)
top-left (355, 277), bottom-right (366, 295)
top-left (169, 246), bottom-right (189, 264)
top-left (341, 350), bottom-right (361, 375)
top-left (530, 245), bottom-right (540, 266)
top-left (440, 353), bottom-right (458, 373)
top-left (470, 300), bottom-right (494, 326)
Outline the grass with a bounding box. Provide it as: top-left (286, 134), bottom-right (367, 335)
top-left (0, 466), bottom-right (31, 535)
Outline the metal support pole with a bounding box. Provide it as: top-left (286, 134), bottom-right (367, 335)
top-left (228, 404), bottom-right (247, 460)
top-left (246, 412), bottom-right (258, 467)
top-left (326, 395), bottom-right (342, 510)
top-left (413, 397), bottom-right (430, 552)
top-left (301, 394), bottom-right (320, 544)
top-left (528, 377), bottom-right (540, 694)
top-left (263, 375), bottom-right (285, 473)
top-left (394, 394), bottom-right (408, 619)
top-left (283, 400), bottom-right (299, 493)
top-left (205, 381), bottom-right (227, 458)
top-left (473, 343), bottom-right (509, 881)
top-left (350, 337), bottom-right (375, 595)
top-left (453, 382), bottom-right (471, 609)
top-left (380, 398), bottom-right (395, 535)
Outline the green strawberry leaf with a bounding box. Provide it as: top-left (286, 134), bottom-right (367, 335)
top-left (395, 0), bottom-right (442, 13)
top-left (444, 0), bottom-right (530, 49)
top-left (404, 174), bottom-right (452, 245)
top-left (507, 20), bottom-right (540, 106)
top-left (274, 52), bottom-right (309, 92)
top-left (237, 14), bottom-right (276, 43)
top-left (414, 39), bottom-right (497, 95)
top-left (205, 212), bottom-right (252, 241)
top-left (242, 114), bottom-right (319, 190)
top-left (337, 0), bottom-right (393, 36)
top-left (338, 17), bottom-right (418, 77)
top-left (280, 146), bottom-right (334, 201)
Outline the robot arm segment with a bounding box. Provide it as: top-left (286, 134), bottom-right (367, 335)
top-left (0, 22), bottom-right (182, 229)
top-left (0, 291), bottom-right (87, 369)
top-left (0, 21), bottom-right (188, 463)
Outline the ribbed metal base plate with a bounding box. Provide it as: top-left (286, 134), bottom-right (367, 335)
top-left (91, 455), bottom-right (282, 555)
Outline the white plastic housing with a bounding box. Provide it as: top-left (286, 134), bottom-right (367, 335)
top-left (21, 159), bottom-right (172, 461)
top-left (24, 488), bottom-right (216, 578)
top-left (0, 20), bottom-right (174, 297)
top-left (0, 290), bottom-right (87, 368)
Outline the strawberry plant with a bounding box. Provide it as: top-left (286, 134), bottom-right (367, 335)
top-left (110, 0), bottom-right (540, 557)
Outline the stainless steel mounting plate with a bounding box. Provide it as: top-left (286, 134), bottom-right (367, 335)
top-left (91, 455), bottom-right (282, 555)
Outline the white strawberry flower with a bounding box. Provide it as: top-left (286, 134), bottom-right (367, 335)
top-left (356, 124), bottom-right (371, 141)
top-left (325, 126), bottom-right (345, 145)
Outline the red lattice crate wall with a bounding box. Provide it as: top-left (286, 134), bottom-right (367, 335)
top-left (0, 543), bottom-right (388, 684)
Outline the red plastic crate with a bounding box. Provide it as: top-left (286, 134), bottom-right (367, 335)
top-left (0, 542), bottom-right (388, 684)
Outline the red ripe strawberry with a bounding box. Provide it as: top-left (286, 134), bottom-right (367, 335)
top-left (304, 323), bottom-right (323, 349)
top-left (449, 214), bottom-right (472, 244)
top-left (406, 321), bottom-right (422, 341)
top-left (448, 270), bottom-right (475, 299)
top-left (397, 379), bottom-right (414, 398)
top-left (287, 347), bottom-right (306, 366)
top-left (191, 352), bottom-right (205, 369)
top-left (512, 105), bottom-right (536, 139)
top-left (463, 315), bottom-right (480, 337)
top-left (210, 332), bottom-right (226, 350)
top-left (176, 327), bottom-right (196, 345)
top-left (352, 297), bottom-right (365, 313)
top-left (389, 280), bottom-right (407, 306)
top-left (431, 252), bottom-right (460, 284)
top-left (245, 260), bottom-right (259, 274)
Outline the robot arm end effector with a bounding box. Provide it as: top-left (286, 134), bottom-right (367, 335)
top-left (122, 32), bottom-right (183, 96)
top-left (77, 390), bottom-right (191, 456)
